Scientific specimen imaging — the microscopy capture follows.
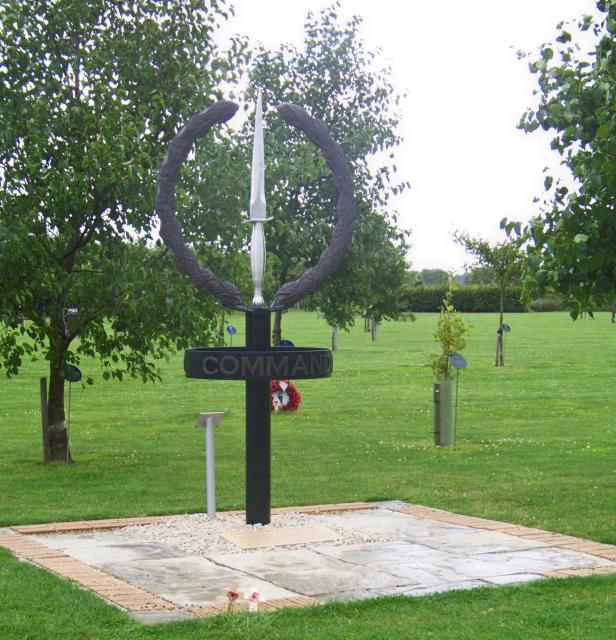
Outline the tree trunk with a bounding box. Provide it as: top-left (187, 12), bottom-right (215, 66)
top-left (495, 329), bottom-right (504, 367)
top-left (495, 285), bottom-right (504, 367)
top-left (218, 307), bottom-right (225, 347)
top-left (271, 270), bottom-right (287, 345)
top-left (364, 315), bottom-right (370, 332)
top-left (272, 310), bottom-right (283, 345)
top-left (46, 361), bottom-right (73, 463)
top-left (371, 317), bottom-right (378, 342)
top-left (331, 325), bottom-right (340, 352)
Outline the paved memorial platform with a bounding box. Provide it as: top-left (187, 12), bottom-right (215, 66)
top-left (2, 501), bottom-right (616, 624)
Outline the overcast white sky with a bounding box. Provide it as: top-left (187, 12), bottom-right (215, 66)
top-left (218, 0), bottom-right (600, 272)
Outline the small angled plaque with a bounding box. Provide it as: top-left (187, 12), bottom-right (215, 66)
top-left (222, 525), bottom-right (339, 549)
top-left (449, 354), bottom-right (467, 370)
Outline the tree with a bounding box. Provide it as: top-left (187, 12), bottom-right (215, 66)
top-left (420, 269), bottom-right (450, 286)
top-left (429, 288), bottom-right (470, 381)
top-left (313, 210), bottom-right (409, 344)
top-left (464, 266), bottom-right (496, 285)
top-left (0, 0), bottom-right (245, 462)
top-left (403, 270), bottom-right (423, 288)
top-left (518, 1), bottom-right (616, 317)
top-left (454, 230), bottom-right (524, 366)
top-left (245, 3), bottom-right (410, 343)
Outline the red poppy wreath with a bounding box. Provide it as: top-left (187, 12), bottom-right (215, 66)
top-left (270, 380), bottom-right (302, 412)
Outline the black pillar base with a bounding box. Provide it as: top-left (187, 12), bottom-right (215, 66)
top-left (245, 309), bottom-right (271, 525)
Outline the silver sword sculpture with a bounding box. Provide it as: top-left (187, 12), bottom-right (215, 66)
top-left (249, 90), bottom-right (271, 307)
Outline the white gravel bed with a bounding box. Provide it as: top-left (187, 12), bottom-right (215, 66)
top-left (123, 510), bottom-right (392, 556)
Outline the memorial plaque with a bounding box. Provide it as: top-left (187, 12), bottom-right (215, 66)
top-left (60, 364), bottom-right (82, 382)
top-left (449, 354), bottom-right (467, 370)
top-left (222, 525), bottom-right (339, 550)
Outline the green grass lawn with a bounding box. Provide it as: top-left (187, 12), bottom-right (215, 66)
top-left (1, 311), bottom-right (616, 638)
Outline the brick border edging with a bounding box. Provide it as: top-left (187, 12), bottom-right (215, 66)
top-left (10, 515), bottom-right (175, 536)
top-left (8, 502), bottom-right (373, 536)
top-left (0, 533), bottom-right (177, 612)
top-left (2, 501), bottom-right (616, 619)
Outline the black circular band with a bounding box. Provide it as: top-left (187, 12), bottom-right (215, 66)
top-left (184, 346), bottom-right (333, 381)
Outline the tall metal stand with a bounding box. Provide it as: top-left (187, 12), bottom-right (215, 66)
top-left (245, 309), bottom-right (271, 525)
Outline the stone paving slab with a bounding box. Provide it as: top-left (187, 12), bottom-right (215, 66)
top-left (313, 509), bottom-right (480, 540)
top-left (407, 530), bottom-right (548, 555)
top-left (2, 500), bottom-right (616, 624)
top-left (469, 547), bottom-right (612, 575)
top-left (314, 541), bottom-right (451, 566)
top-left (403, 579), bottom-right (495, 597)
top-left (129, 610), bottom-right (197, 624)
top-left (39, 531), bottom-right (185, 564)
top-left (98, 555), bottom-right (300, 607)
top-left (209, 548), bottom-right (412, 596)
top-left (321, 579), bottom-right (498, 602)
top-left (483, 573), bottom-right (544, 586)
top-left (315, 585), bottom-right (413, 603)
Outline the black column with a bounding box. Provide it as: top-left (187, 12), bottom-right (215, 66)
top-left (245, 309), bottom-right (271, 525)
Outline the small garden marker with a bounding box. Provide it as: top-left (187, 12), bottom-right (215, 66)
top-left (195, 412), bottom-right (225, 517)
top-left (226, 325), bottom-right (237, 346)
top-left (59, 364), bottom-right (82, 465)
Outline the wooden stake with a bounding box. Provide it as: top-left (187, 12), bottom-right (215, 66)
top-left (40, 377), bottom-right (51, 463)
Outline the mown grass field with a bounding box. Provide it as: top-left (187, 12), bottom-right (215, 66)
top-left (1, 311), bottom-right (615, 639)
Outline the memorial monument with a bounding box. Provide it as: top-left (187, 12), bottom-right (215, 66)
top-left (155, 92), bottom-right (357, 525)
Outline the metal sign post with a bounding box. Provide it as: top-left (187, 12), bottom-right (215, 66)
top-left (195, 412), bottom-right (225, 518)
top-left (60, 364), bottom-right (82, 465)
top-left (502, 323), bottom-right (511, 362)
top-left (449, 354), bottom-right (467, 439)
top-left (226, 325), bottom-right (237, 346)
